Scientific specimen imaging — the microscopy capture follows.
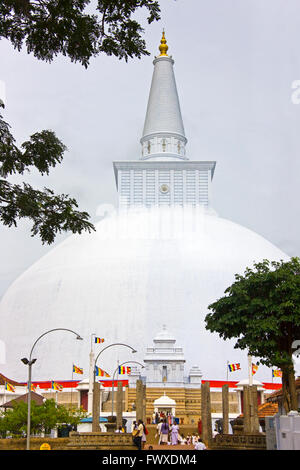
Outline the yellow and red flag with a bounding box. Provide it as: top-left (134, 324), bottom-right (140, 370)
top-left (118, 366), bottom-right (131, 375)
top-left (95, 366), bottom-right (110, 377)
top-left (51, 381), bottom-right (63, 391)
top-left (252, 364), bottom-right (259, 375)
top-left (73, 365), bottom-right (83, 374)
top-left (95, 337), bottom-right (105, 344)
top-left (228, 363), bottom-right (241, 372)
top-left (5, 382), bottom-right (15, 392)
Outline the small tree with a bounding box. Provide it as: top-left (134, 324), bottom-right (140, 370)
top-left (0, 401), bottom-right (28, 437)
top-left (0, 399), bottom-right (88, 437)
top-left (205, 257), bottom-right (300, 413)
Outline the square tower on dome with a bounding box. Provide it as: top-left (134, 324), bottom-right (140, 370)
top-left (143, 325), bottom-right (186, 388)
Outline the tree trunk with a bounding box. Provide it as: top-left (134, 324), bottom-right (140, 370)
top-left (288, 366), bottom-right (298, 411)
top-left (282, 364), bottom-right (298, 413)
top-left (282, 369), bottom-right (291, 414)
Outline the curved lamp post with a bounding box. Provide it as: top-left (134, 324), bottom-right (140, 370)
top-left (111, 360), bottom-right (144, 418)
top-left (21, 328), bottom-right (83, 450)
top-left (92, 343), bottom-right (137, 430)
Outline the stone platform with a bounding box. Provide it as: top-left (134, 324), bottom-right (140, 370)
top-left (67, 432), bottom-right (137, 450)
top-left (211, 433), bottom-right (266, 450)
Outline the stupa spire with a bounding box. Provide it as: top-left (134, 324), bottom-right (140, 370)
top-left (140, 32), bottom-right (187, 161)
top-left (159, 30), bottom-right (168, 56)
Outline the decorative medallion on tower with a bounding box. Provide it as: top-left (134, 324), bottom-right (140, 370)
top-left (159, 183), bottom-right (170, 194)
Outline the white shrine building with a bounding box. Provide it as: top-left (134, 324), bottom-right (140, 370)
top-left (142, 325), bottom-right (202, 388)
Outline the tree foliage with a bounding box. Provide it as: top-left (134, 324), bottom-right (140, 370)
top-left (0, 0), bottom-right (161, 67)
top-left (0, 101), bottom-right (95, 244)
top-left (0, 1), bottom-right (164, 243)
top-left (205, 257), bottom-right (300, 411)
top-left (0, 398), bottom-right (87, 437)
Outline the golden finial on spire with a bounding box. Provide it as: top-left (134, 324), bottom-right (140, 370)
top-left (159, 30), bottom-right (168, 56)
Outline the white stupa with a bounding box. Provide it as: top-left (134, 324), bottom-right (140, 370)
top-left (0, 33), bottom-right (288, 382)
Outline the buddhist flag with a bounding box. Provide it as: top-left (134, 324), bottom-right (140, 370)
top-left (95, 337), bottom-right (105, 344)
top-left (272, 369), bottom-right (282, 378)
top-left (73, 365), bottom-right (83, 375)
top-left (5, 382), bottom-right (15, 392)
top-left (228, 363), bottom-right (241, 372)
top-left (31, 384), bottom-right (37, 392)
top-left (51, 381), bottom-right (63, 391)
top-left (252, 363), bottom-right (259, 375)
top-left (118, 366), bottom-right (131, 375)
top-left (95, 366), bottom-right (110, 377)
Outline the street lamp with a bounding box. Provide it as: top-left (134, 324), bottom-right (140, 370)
top-left (92, 343), bottom-right (137, 430)
top-left (21, 328), bottom-right (83, 450)
top-left (111, 361), bottom-right (144, 418)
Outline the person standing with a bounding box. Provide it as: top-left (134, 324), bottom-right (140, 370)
top-left (160, 418), bottom-right (169, 445)
top-left (141, 422), bottom-right (148, 450)
top-left (170, 422), bottom-right (179, 445)
top-left (132, 421), bottom-right (137, 432)
top-left (133, 419), bottom-right (144, 450)
top-left (156, 419), bottom-right (163, 445)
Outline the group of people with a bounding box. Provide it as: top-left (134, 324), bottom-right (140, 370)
top-left (156, 418), bottom-right (178, 445)
top-left (152, 411), bottom-right (175, 426)
top-left (155, 418), bottom-right (206, 449)
top-left (130, 415), bottom-right (208, 450)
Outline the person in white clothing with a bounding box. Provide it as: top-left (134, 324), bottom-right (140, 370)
top-left (194, 438), bottom-right (207, 450)
top-left (156, 419), bottom-right (163, 445)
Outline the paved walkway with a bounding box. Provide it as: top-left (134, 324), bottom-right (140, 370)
top-left (144, 444), bottom-right (198, 450)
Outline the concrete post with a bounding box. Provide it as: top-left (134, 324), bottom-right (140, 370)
top-left (88, 351), bottom-right (94, 415)
top-left (136, 380), bottom-right (144, 422)
top-left (250, 385), bottom-right (260, 434)
top-left (222, 384), bottom-right (229, 434)
top-left (116, 382), bottom-right (123, 428)
top-left (201, 382), bottom-right (212, 445)
top-left (243, 385), bottom-right (251, 434)
top-left (92, 381), bottom-right (100, 432)
top-left (243, 385), bottom-right (260, 434)
top-left (143, 384), bottom-right (146, 424)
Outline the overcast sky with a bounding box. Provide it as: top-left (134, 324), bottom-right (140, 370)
top-left (0, 0), bottom-right (300, 300)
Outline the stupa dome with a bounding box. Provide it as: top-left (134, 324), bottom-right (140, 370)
top-left (0, 206), bottom-right (288, 381)
top-left (0, 35), bottom-right (290, 384)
